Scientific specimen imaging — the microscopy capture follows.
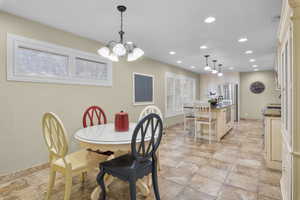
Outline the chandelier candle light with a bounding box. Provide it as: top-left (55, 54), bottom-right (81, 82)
top-left (212, 60), bottom-right (218, 74)
top-left (97, 5), bottom-right (144, 62)
top-left (204, 55), bottom-right (211, 71)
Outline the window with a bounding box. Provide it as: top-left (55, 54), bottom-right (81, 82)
top-left (165, 72), bottom-right (196, 117)
top-left (7, 34), bottom-right (112, 86)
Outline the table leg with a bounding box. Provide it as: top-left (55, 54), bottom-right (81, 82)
top-left (90, 187), bottom-right (100, 200)
top-left (147, 175), bottom-right (152, 188)
top-left (90, 150), bottom-right (151, 199)
top-left (91, 177), bottom-right (151, 200)
top-left (137, 179), bottom-right (151, 197)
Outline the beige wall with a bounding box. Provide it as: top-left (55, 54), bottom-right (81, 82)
top-left (240, 71), bottom-right (280, 119)
top-left (0, 11), bottom-right (200, 174)
top-left (199, 72), bottom-right (240, 100)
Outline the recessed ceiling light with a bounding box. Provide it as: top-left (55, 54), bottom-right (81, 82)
top-left (177, 60), bottom-right (182, 64)
top-left (249, 59), bottom-right (256, 62)
top-left (169, 51), bottom-right (176, 55)
top-left (204, 17), bottom-right (216, 24)
top-left (190, 66), bottom-right (195, 69)
top-left (238, 37), bottom-right (248, 42)
top-left (252, 64), bottom-right (258, 68)
top-left (245, 50), bottom-right (253, 54)
top-left (229, 67), bottom-right (234, 70)
top-left (200, 45), bottom-right (208, 49)
top-left (254, 69), bottom-right (259, 71)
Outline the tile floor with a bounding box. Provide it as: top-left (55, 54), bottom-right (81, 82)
top-left (0, 120), bottom-right (282, 200)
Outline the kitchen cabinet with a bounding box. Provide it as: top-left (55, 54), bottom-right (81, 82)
top-left (264, 116), bottom-right (282, 170)
top-left (277, 0), bottom-right (300, 199)
top-left (215, 105), bottom-right (234, 141)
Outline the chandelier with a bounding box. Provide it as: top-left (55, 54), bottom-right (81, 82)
top-left (97, 5), bottom-right (144, 62)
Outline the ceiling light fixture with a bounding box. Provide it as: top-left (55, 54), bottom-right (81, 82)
top-left (249, 59), bottom-right (256, 62)
top-left (229, 67), bottom-right (234, 70)
top-left (177, 60), bottom-right (182, 64)
top-left (252, 64), bottom-right (258, 68)
top-left (98, 5), bottom-right (144, 62)
top-left (217, 64), bottom-right (223, 77)
top-left (212, 60), bottom-right (218, 74)
top-left (190, 65), bottom-right (195, 69)
top-left (169, 51), bottom-right (176, 55)
top-left (204, 16), bottom-right (216, 24)
top-left (245, 50), bottom-right (253, 54)
top-left (204, 55), bottom-right (211, 71)
top-left (200, 45), bottom-right (208, 49)
top-left (254, 69), bottom-right (259, 71)
top-left (238, 37), bottom-right (248, 42)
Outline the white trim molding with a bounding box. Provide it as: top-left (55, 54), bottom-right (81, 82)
top-left (282, 130), bottom-right (300, 157)
top-left (7, 33), bottom-right (113, 86)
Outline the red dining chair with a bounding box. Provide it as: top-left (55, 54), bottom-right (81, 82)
top-left (83, 106), bottom-right (107, 128)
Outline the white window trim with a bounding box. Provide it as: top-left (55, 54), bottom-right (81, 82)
top-left (165, 72), bottom-right (196, 118)
top-left (7, 33), bottom-right (113, 86)
top-left (132, 72), bottom-right (155, 106)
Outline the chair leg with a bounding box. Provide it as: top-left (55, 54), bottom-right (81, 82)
top-left (129, 180), bottom-right (137, 200)
top-left (63, 171), bottom-right (72, 200)
top-left (209, 123), bottom-right (212, 144)
top-left (199, 124), bottom-right (202, 139)
top-left (194, 120), bottom-right (197, 141)
top-left (45, 166), bottom-right (56, 200)
top-left (97, 169), bottom-right (106, 200)
top-left (152, 164), bottom-right (161, 200)
top-left (80, 172), bottom-right (87, 184)
top-left (157, 150), bottom-right (161, 171)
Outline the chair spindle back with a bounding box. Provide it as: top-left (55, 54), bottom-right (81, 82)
top-left (131, 113), bottom-right (163, 162)
top-left (83, 106), bottom-right (107, 128)
top-left (42, 112), bottom-right (69, 161)
top-left (194, 102), bottom-right (212, 121)
top-left (139, 106), bottom-right (163, 122)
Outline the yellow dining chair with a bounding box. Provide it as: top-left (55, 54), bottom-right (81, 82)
top-left (42, 112), bottom-right (90, 200)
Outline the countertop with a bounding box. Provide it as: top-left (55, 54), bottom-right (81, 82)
top-left (183, 103), bottom-right (233, 110)
top-left (263, 108), bottom-right (281, 117)
top-left (212, 103), bottom-right (233, 109)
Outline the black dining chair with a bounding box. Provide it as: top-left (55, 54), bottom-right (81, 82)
top-left (96, 113), bottom-right (163, 200)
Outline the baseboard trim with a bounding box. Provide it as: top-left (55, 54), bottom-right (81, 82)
top-left (240, 118), bottom-right (263, 122)
top-left (0, 162), bottom-right (49, 184)
top-left (166, 122), bottom-right (183, 128)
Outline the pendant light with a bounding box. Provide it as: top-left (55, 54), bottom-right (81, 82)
top-left (204, 55), bottom-right (211, 71)
top-left (218, 64), bottom-right (223, 76)
top-left (212, 60), bottom-right (218, 74)
top-left (97, 5), bottom-right (144, 62)
top-left (217, 64), bottom-right (223, 77)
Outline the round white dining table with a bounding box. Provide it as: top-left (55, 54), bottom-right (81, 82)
top-left (74, 123), bottom-right (152, 199)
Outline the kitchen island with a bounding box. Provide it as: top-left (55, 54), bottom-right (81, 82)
top-left (184, 102), bottom-right (235, 141)
top-left (212, 103), bottom-right (235, 141)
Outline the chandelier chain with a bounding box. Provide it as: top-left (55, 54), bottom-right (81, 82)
top-left (119, 10), bottom-right (124, 43)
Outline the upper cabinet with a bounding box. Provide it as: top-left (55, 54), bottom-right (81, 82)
top-left (279, 26), bottom-right (292, 147)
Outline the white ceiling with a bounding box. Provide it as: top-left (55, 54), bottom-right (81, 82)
top-left (0, 0), bottom-right (282, 73)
